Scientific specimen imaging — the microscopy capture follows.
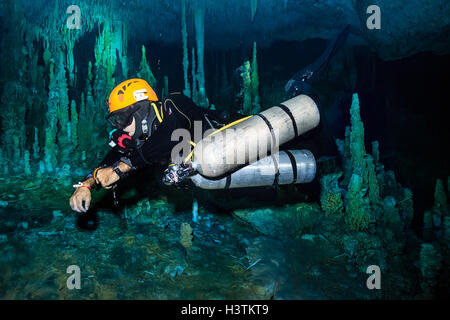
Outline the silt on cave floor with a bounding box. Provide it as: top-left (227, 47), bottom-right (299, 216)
top-left (0, 175), bottom-right (412, 300)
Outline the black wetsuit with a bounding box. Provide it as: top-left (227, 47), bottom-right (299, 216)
top-left (98, 92), bottom-right (230, 169)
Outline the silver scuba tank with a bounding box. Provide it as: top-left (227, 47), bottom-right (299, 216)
top-left (191, 95), bottom-right (320, 178)
top-left (190, 149), bottom-right (316, 190)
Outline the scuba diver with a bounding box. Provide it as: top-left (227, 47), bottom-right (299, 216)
top-left (70, 78), bottom-right (233, 213)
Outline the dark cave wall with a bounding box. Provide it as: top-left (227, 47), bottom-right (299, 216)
top-left (355, 51), bottom-right (450, 226)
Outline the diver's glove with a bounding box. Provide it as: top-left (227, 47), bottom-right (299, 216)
top-left (162, 162), bottom-right (195, 186)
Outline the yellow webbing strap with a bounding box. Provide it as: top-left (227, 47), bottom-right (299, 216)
top-left (208, 116), bottom-right (253, 136)
top-left (151, 102), bottom-right (163, 123)
top-left (183, 141), bottom-right (197, 163)
top-left (183, 115), bottom-right (254, 163)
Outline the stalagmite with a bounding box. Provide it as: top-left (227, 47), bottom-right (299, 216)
top-left (240, 61), bottom-right (252, 114)
top-left (137, 45), bottom-right (157, 88)
top-left (251, 42), bottom-right (260, 112)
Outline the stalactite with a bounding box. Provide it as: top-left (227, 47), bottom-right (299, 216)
top-left (64, 30), bottom-right (77, 87)
top-left (70, 100), bottom-right (78, 148)
top-left (220, 51), bottom-right (228, 94)
top-left (32, 127), bottom-right (40, 160)
top-left (194, 5), bottom-right (209, 108)
top-left (94, 22), bottom-right (116, 104)
top-left (181, 0), bottom-right (191, 97)
top-left (29, 47), bottom-right (39, 89)
top-left (163, 76), bottom-right (169, 99)
top-left (55, 51), bottom-right (70, 167)
top-left (191, 47), bottom-right (198, 104)
top-left (250, 0), bottom-right (258, 22)
top-left (44, 62), bottom-right (58, 171)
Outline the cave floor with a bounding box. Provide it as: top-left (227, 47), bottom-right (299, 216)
top-left (0, 175), bottom-right (376, 300)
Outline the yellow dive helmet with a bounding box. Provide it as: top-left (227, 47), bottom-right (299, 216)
top-left (108, 78), bottom-right (158, 113)
top-left (107, 79), bottom-right (158, 128)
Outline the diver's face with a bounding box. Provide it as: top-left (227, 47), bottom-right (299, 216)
top-left (123, 117), bottom-right (136, 137)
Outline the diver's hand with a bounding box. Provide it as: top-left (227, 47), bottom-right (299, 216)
top-left (70, 186), bottom-right (92, 213)
top-left (95, 162), bottom-right (131, 189)
top-left (95, 167), bottom-right (120, 189)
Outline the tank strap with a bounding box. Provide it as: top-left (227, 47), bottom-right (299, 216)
top-left (256, 113), bottom-right (277, 151)
top-left (224, 175), bottom-right (232, 189)
top-left (277, 104), bottom-right (298, 137)
top-left (284, 150), bottom-right (297, 184)
top-left (271, 153), bottom-right (280, 187)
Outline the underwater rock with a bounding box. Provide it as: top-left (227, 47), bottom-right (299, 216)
top-left (0, 200), bottom-right (8, 208)
top-left (320, 172), bottom-right (344, 215)
top-left (346, 173), bottom-right (370, 231)
top-left (233, 203), bottom-right (322, 239)
top-left (0, 234), bottom-right (8, 243)
top-left (366, 155), bottom-right (381, 208)
top-left (342, 233), bottom-right (387, 273)
top-left (419, 243), bottom-right (442, 297)
top-left (423, 179), bottom-right (450, 242)
top-left (180, 222), bottom-right (193, 252)
top-left (423, 210), bottom-right (435, 242)
top-left (349, 94), bottom-right (366, 176)
top-left (398, 188), bottom-right (414, 229)
top-left (168, 265), bottom-right (185, 278)
top-left (443, 216), bottom-right (450, 245)
top-left (17, 222), bottom-right (28, 230)
top-left (52, 210), bottom-right (64, 219)
top-left (371, 141), bottom-right (380, 164)
top-left (382, 196), bottom-right (402, 234)
top-left (433, 179), bottom-right (448, 212)
top-left (245, 236), bottom-right (371, 299)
